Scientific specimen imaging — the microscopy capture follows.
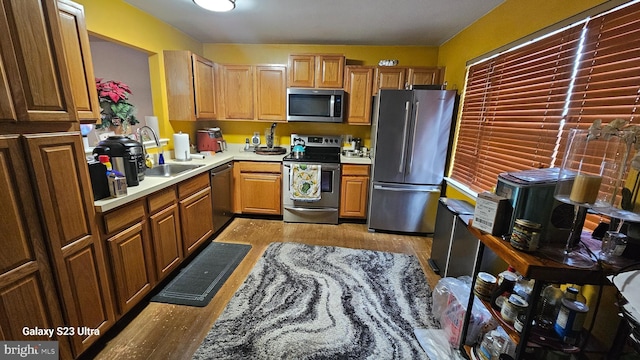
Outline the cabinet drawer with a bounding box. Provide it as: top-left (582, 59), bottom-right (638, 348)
top-left (103, 200), bottom-right (145, 235)
top-left (147, 186), bottom-right (177, 213)
top-left (178, 172), bottom-right (210, 198)
top-left (342, 164), bottom-right (370, 176)
top-left (238, 161), bottom-right (281, 173)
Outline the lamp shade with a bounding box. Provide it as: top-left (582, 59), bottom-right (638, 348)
top-left (193, 0), bottom-right (235, 12)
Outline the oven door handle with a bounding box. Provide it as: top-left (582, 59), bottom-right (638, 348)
top-left (283, 163), bottom-right (340, 171)
top-left (284, 206), bottom-right (339, 212)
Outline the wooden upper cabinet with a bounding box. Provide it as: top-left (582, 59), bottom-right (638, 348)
top-left (374, 67), bottom-right (406, 94)
top-left (288, 54), bottom-right (315, 87)
top-left (220, 64), bottom-right (254, 120)
top-left (57, 0), bottom-right (100, 123)
top-left (164, 50), bottom-right (217, 121)
top-left (256, 65), bottom-right (287, 121)
top-left (407, 66), bottom-right (444, 87)
top-left (192, 54), bottom-right (217, 119)
top-left (288, 54), bottom-right (345, 88)
top-left (315, 55), bottom-right (344, 88)
top-left (0, 0), bottom-right (77, 123)
top-left (344, 66), bottom-right (374, 125)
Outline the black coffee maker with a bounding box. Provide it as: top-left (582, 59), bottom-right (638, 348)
top-left (93, 135), bottom-right (145, 187)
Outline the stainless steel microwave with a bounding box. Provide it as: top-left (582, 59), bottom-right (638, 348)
top-left (286, 88), bottom-right (344, 123)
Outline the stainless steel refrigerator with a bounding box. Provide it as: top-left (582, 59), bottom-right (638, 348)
top-left (367, 89), bottom-right (456, 233)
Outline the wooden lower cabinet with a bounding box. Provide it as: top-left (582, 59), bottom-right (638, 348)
top-left (101, 200), bottom-right (154, 317)
top-left (148, 186), bottom-right (183, 281)
top-left (180, 187), bottom-right (214, 256)
top-left (340, 164), bottom-right (370, 219)
top-left (149, 203), bottom-right (183, 281)
top-left (234, 161), bottom-right (282, 215)
top-left (0, 135), bottom-right (72, 358)
top-left (106, 222), bottom-right (154, 315)
top-left (23, 132), bottom-right (115, 357)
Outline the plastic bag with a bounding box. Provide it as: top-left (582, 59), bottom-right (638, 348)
top-left (433, 276), bottom-right (497, 347)
top-left (414, 328), bottom-right (466, 360)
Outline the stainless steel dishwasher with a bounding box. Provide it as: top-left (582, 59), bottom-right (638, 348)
top-left (210, 162), bottom-right (234, 232)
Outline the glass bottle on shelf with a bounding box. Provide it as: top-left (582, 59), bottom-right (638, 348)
top-left (537, 284), bottom-right (563, 329)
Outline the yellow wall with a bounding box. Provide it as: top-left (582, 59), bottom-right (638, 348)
top-left (74, 0), bottom-right (202, 142)
top-left (438, 0), bottom-right (607, 91)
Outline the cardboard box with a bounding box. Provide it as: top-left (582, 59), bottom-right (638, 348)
top-left (472, 192), bottom-right (511, 236)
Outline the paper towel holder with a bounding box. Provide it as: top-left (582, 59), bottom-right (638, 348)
top-left (173, 131), bottom-right (192, 162)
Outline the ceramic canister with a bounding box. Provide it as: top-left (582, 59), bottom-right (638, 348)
top-left (501, 294), bottom-right (528, 324)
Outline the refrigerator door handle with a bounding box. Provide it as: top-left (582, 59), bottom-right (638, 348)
top-left (399, 101), bottom-right (410, 173)
top-left (373, 184), bottom-right (439, 192)
top-left (407, 101), bottom-right (420, 174)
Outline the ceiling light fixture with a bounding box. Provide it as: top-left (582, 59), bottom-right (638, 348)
top-left (193, 0), bottom-right (236, 12)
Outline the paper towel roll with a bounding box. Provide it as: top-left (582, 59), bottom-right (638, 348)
top-left (144, 116), bottom-right (160, 136)
top-left (173, 132), bottom-right (190, 160)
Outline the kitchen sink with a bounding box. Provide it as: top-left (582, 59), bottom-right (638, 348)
top-left (145, 163), bottom-right (204, 177)
top-left (255, 146), bottom-right (287, 155)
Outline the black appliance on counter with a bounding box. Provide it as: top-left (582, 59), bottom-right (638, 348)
top-left (92, 135), bottom-right (145, 187)
top-left (87, 159), bottom-right (110, 200)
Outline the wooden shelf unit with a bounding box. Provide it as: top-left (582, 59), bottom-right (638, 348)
top-left (459, 226), bottom-right (607, 359)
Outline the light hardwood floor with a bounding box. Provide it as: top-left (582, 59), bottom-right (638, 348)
top-left (86, 218), bottom-right (441, 360)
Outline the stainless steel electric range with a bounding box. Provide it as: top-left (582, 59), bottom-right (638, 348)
top-left (282, 134), bottom-right (341, 224)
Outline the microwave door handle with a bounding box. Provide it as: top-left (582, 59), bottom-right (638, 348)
top-left (329, 95), bottom-right (335, 117)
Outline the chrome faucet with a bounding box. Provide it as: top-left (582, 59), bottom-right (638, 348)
top-left (137, 126), bottom-right (164, 165)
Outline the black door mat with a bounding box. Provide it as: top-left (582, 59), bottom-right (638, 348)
top-left (150, 242), bottom-right (251, 307)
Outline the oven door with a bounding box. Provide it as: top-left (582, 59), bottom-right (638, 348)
top-left (283, 162), bottom-right (340, 223)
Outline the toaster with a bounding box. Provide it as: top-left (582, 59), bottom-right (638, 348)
top-left (197, 127), bottom-right (227, 152)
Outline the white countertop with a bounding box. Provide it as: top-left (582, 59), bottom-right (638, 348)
top-left (93, 143), bottom-right (370, 213)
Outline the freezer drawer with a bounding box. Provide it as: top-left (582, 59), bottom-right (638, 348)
top-left (367, 183), bottom-right (440, 233)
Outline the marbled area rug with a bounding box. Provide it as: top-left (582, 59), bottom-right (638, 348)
top-left (192, 242), bottom-right (438, 359)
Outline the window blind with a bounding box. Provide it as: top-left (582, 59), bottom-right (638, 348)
top-left (564, 2), bottom-right (640, 229)
top-left (451, 1), bottom-right (640, 230)
top-left (450, 26), bottom-right (583, 193)
top-left (565, 2), bottom-right (640, 129)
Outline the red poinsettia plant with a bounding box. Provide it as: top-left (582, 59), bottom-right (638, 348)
top-left (95, 78), bottom-right (138, 130)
